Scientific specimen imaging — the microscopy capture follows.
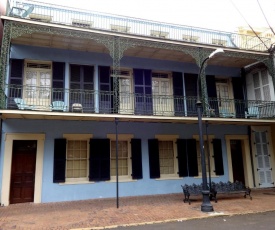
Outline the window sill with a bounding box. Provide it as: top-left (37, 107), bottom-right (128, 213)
top-left (107, 178), bottom-right (137, 183)
top-left (60, 181), bottom-right (95, 185)
top-left (194, 175), bottom-right (219, 179)
top-left (156, 176), bottom-right (182, 180)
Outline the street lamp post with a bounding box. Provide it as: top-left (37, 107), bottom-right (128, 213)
top-left (197, 48), bottom-right (224, 212)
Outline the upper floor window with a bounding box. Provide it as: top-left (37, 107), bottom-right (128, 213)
top-left (152, 72), bottom-right (174, 116)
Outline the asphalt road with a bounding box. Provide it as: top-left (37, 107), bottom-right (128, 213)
top-left (115, 211), bottom-right (275, 230)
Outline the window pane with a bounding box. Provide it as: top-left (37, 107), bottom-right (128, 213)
top-left (159, 141), bottom-right (174, 175)
top-left (66, 140), bottom-right (88, 179)
top-left (110, 141), bottom-right (129, 177)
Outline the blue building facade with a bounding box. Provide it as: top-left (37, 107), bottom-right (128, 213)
top-left (0, 0), bottom-right (275, 206)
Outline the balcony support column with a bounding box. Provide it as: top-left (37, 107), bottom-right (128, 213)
top-left (0, 21), bottom-right (12, 108)
top-left (101, 36), bottom-right (136, 113)
top-left (262, 53), bottom-right (275, 92)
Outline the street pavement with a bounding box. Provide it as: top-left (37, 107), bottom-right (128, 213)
top-left (0, 188), bottom-right (275, 229)
top-left (115, 211), bottom-right (275, 230)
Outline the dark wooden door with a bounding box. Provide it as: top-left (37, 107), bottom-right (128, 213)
top-left (230, 140), bottom-right (245, 184)
top-left (10, 140), bottom-right (37, 204)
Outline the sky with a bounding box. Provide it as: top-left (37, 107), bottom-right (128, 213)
top-left (35, 0), bottom-right (275, 32)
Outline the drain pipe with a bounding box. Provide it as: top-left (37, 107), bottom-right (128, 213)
top-left (248, 126), bottom-right (256, 188)
top-left (115, 118), bottom-right (119, 208)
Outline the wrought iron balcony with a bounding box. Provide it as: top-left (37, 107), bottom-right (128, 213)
top-left (6, 0), bottom-right (271, 52)
top-left (3, 84), bottom-right (275, 119)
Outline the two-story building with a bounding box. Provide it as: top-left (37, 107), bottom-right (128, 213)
top-left (0, 0), bottom-right (275, 206)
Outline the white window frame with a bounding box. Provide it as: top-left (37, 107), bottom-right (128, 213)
top-left (63, 134), bottom-right (93, 183)
top-left (107, 134), bottom-right (134, 181)
top-left (111, 68), bottom-right (134, 114)
top-left (155, 135), bottom-right (179, 179)
top-left (193, 135), bottom-right (216, 177)
top-left (152, 71), bottom-right (174, 116)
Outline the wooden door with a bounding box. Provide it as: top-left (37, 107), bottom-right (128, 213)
top-left (10, 140), bottom-right (37, 204)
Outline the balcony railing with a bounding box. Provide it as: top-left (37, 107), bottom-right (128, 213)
top-left (2, 84), bottom-right (275, 120)
top-left (6, 0), bottom-right (271, 52)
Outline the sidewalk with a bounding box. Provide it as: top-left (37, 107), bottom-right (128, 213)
top-left (0, 188), bottom-right (275, 230)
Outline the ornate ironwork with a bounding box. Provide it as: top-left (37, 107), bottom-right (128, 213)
top-left (0, 21), bottom-right (12, 108)
top-left (0, 20), bottom-right (271, 112)
top-left (182, 181), bottom-right (252, 205)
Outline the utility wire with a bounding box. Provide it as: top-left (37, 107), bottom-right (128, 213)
top-left (256, 0), bottom-right (275, 52)
top-left (257, 0), bottom-right (275, 36)
top-left (230, 0), bottom-right (269, 50)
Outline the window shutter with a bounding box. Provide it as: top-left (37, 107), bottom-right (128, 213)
top-left (232, 77), bottom-right (245, 118)
top-left (9, 59), bottom-right (24, 108)
top-left (206, 75), bottom-right (219, 116)
top-left (52, 62), bottom-right (65, 101)
top-left (187, 139), bottom-right (198, 177)
top-left (246, 73), bottom-right (255, 100)
top-left (99, 66), bottom-right (113, 113)
top-left (173, 72), bottom-right (185, 116)
top-left (213, 139), bottom-right (224, 175)
top-left (184, 73), bottom-right (197, 116)
top-left (131, 139), bottom-right (143, 179)
top-left (134, 69), bottom-right (153, 115)
top-left (89, 139), bottom-right (110, 181)
top-left (53, 139), bottom-right (66, 183)
top-left (148, 139), bottom-right (160, 178)
top-left (177, 139), bottom-right (188, 177)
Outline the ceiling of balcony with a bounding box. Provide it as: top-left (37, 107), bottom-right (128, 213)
top-left (9, 22), bottom-right (267, 69)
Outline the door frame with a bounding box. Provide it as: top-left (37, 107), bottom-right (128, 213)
top-left (225, 135), bottom-right (253, 188)
top-left (1, 133), bottom-right (45, 206)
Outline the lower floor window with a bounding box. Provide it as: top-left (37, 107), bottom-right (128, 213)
top-left (110, 140), bottom-right (129, 177)
top-left (66, 140), bottom-right (88, 180)
top-left (159, 140), bottom-right (175, 175)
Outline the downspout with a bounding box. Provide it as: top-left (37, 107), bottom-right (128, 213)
top-left (248, 126), bottom-right (256, 188)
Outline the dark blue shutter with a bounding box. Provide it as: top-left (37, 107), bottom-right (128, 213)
top-left (177, 139), bottom-right (188, 177)
top-left (184, 73), bottom-right (197, 116)
top-left (9, 59), bottom-right (24, 108)
top-left (53, 139), bottom-right (66, 183)
top-left (89, 139), bottom-right (110, 181)
top-left (148, 139), bottom-right (160, 178)
top-left (187, 139), bottom-right (198, 177)
top-left (134, 69), bottom-right (153, 115)
top-left (213, 139), bottom-right (224, 175)
top-left (131, 139), bottom-right (143, 179)
top-left (52, 62), bottom-right (65, 101)
top-left (173, 72), bottom-right (184, 116)
top-left (70, 64), bottom-right (94, 112)
top-left (99, 66), bottom-right (112, 113)
top-left (206, 75), bottom-right (219, 116)
top-left (232, 77), bottom-right (245, 118)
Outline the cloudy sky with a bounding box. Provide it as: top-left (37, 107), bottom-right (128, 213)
top-left (36, 0), bottom-right (275, 32)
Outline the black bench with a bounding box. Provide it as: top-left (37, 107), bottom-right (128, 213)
top-left (181, 181), bottom-right (252, 205)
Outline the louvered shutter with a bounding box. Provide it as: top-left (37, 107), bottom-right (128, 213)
top-left (134, 69), bottom-right (153, 115)
top-left (9, 59), bottom-right (24, 108)
top-left (131, 139), bottom-right (143, 179)
top-left (173, 72), bottom-right (184, 116)
top-left (232, 77), bottom-right (245, 118)
top-left (177, 139), bottom-right (188, 177)
top-left (187, 139), bottom-right (198, 177)
top-left (99, 66), bottom-right (113, 113)
top-left (184, 73), bottom-right (197, 116)
top-left (89, 139), bottom-right (110, 181)
top-left (206, 75), bottom-right (219, 116)
top-left (53, 139), bottom-right (66, 183)
top-left (70, 64), bottom-right (94, 112)
top-left (148, 139), bottom-right (160, 178)
top-left (52, 62), bottom-right (65, 101)
top-left (212, 139), bottom-right (224, 175)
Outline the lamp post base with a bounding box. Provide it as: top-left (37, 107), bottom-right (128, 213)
top-left (201, 190), bottom-right (214, 212)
